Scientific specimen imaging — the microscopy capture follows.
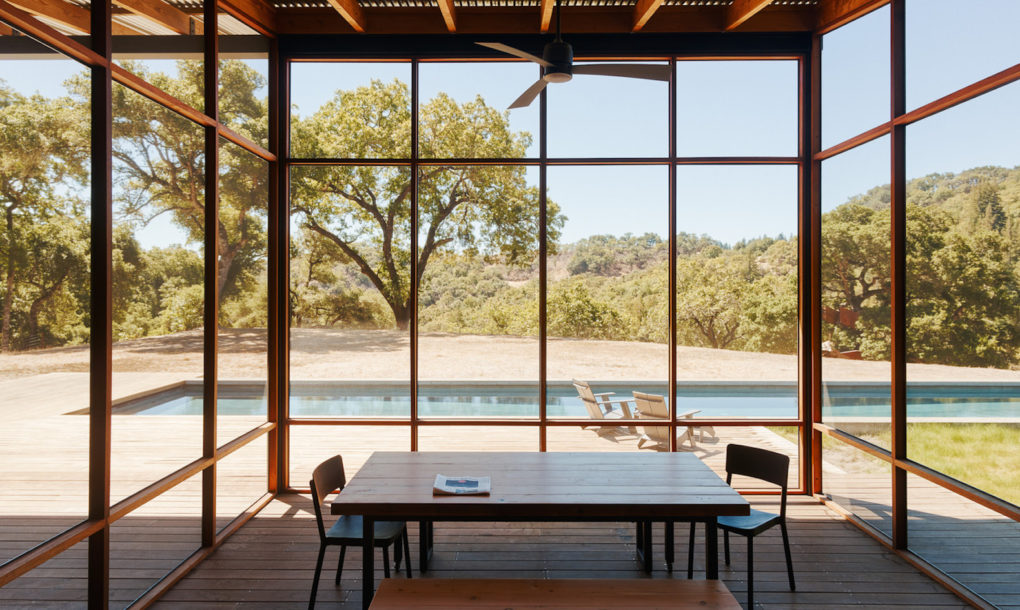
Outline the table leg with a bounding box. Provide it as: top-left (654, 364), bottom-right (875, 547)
top-left (418, 520), bottom-right (432, 573)
top-left (705, 517), bottom-right (718, 580)
top-left (362, 516), bottom-right (375, 610)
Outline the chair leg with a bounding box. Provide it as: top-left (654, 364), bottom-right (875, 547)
top-left (687, 522), bottom-right (695, 580)
top-left (394, 532), bottom-right (403, 570)
top-left (723, 529), bottom-right (730, 565)
top-left (747, 536), bottom-right (754, 609)
top-left (334, 545), bottom-right (346, 585)
top-left (403, 529), bottom-right (412, 577)
top-left (309, 544), bottom-right (326, 610)
top-left (781, 521), bottom-right (795, 591)
top-left (382, 545), bottom-right (391, 578)
top-left (664, 521), bottom-right (674, 572)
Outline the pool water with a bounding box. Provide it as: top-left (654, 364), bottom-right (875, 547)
top-left (116, 382), bottom-right (1020, 420)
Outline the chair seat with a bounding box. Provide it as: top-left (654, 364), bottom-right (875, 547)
top-left (326, 515), bottom-right (405, 543)
top-left (718, 508), bottom-right (782, 536)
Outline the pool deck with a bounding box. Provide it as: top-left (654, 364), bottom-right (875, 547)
top-left (1, 371), bottom-right (1018, 607)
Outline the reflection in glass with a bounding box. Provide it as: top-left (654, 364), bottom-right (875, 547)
top-left (820, 137), bottom-right (891, 449)
top-left (906, 0), bottom-right (1020, 111)
top-left (545, 166), bottom-right (667, 449)
top-left (676, 165), bottom-right (799, 419)
top-left (218, 139), bottom-right (269, 444)
top-left (676, 60), bottom-right (798, 157)
top-left (289, 166), bottom-right (411, 417)
top-left (112, 83), bottom-right (205, 502)
top-left (419, 61), bottom-right (539, 158)
top-left (548, 61), bottom-right (668, 158)
top-left (821, 5), bottom-right (890, 148)
top-left (905, 83), bottom-right (1020, 503)
top-left (417, 166), bottom-right (540, 418)
top-left (0, 47), bottom-right (91, 561)
top-left (290, 62), bottom-right (411, 158)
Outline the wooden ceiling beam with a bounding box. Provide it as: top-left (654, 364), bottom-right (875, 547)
top-left (631, 0), bottom-right (664, 32)
top-left (326, 0), bottom-right (367, 33)
top-left (815, 0), bottom-right (888, 34)
top-left (9, 0), bottom-right (143, 35)
top-left (219, 0), bottom-right (278, 37)
top-left (437, 0), bottom-right (456, 32)
top-left (113, 0), bottom-right (192, 35)
top-left (725, 0), bottom-right (773, 31)
top-left (539, 0), bottom-right (554, 33)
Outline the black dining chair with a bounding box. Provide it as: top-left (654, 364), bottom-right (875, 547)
top-left (680, 444), bottom-right (795, 608)
top-left (308, 455), bottom-right (411, 609)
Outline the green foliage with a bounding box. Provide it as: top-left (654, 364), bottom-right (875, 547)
top-left (548, 282), bottom-right (624, 340)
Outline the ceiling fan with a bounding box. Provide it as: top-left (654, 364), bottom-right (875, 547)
top-left (477, 0), bottom-right (672, 109)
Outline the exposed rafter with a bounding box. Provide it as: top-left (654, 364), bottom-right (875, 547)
top-left (725, 0), bottom-right (773, 31)
top-left (9, 0), bottom-right (142, 35)
top-left (816, 0), bottom-right (888, 34)
top-left (114, 0), bottom-right (192, 35)
top-left (437, 0), bottom-right (456, 32)
top-left (632, 0), bottom-right (664, 32)
top-left (539, 0), bottom-right (554, 33)
top-left (326, 0), bottom-right (367, 33)
top-left (219, 0), bottom-right (278, 37)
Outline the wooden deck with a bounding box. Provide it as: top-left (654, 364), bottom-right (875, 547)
top-left (0, 372), bottom-right (1017, 608)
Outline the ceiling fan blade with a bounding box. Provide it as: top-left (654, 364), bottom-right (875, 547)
top-left (509, 79), bottom-right (549, 109)
top-left (476, 42), bottom-right (552, 68)
top-left (571, 63), bottom-right (672, 81)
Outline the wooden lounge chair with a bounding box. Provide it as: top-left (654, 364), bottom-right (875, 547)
top-left (632, 391), bottom-right (713, 450)
top-left (572, 379), bottom-right (635, 434)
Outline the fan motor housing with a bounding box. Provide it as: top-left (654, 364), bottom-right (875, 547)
top-left (542, 40), bottom-right (573, 82)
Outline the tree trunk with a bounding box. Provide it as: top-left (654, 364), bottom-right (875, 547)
top-left (391, 301), bottom-right (410, 331)
top-left (2, 210), bottom-right (15, 352)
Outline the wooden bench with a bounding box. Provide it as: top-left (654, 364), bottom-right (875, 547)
top-left (369, 578), bottom-right (741, 609)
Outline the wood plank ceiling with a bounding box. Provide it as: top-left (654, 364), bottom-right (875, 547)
top-left (0, 0), bottom-right (888, 38)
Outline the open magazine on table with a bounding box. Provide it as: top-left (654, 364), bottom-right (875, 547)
top-left (433, 474), bottom-right (491, 496)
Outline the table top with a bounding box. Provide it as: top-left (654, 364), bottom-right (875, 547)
top-left (330, 451), bottom-right (749, 520)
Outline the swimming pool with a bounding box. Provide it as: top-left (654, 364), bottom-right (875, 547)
top-left (110, 380), bottom-right (1020, 420)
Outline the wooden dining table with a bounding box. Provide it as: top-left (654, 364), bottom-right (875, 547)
top-left (331, 451), bottom-right (750, 609)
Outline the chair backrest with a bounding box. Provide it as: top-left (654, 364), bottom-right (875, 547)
top-left (724, 444), bottom-right (790, 516)
top-left (572, 379), bottom-right (604, 420)
top-left (632, 391), bottom-right (668, 444)
top-left (309, 455), bottom-right (347, 539)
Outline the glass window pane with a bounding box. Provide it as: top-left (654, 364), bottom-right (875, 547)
top-left (0, 39), bottom-right (91, 561)
top-left (112, 83), bottom-right (205, 502)
top-left (905, 82), bottom-right (1020, 502)
top-left (417, 166), bottom-right (539, 418)
top-left (822, 5), bottom-right (890, 149)
top-left (906, 0), bottom-right (1020, 111)
top-left (418, 426), bottom-right (536, 452)
top-left (676, 60), bottom-right (798, 157)
top-left (218, 139), bottom-right (269, 444)
top-left (548, 61), bottom-right (668, 158)
top-left (821, 436), bottom-right (892, 537)
top-left (112, 1), bottom-right (205, 112)
top-left (820, 136), bottom-right (892, 450)
top-left (289, 166), bottom-right (411, 419)
top-left (676, 165), bottom-right (799, 420)
top-left (546, 166), bottom-right (668, 433)
top-left (219, 23), bottom-right (269, 149)
top-left (109, 475), bottom-right (202, 606)
top-left (290, 62), bottom-right (410, 159)
top-left (419, 61), bottom-right (538, 159)
top-left (289, 425), bottom-right (410, 484)
top-left (216, 434), bottom-right (267, 533)
top-left (908, 473), bottom-right (1020, 607)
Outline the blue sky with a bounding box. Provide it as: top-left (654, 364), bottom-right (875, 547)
top-left (3, 1), bottom-right (1018, 247)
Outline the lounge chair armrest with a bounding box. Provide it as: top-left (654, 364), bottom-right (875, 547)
top-left (592, 392), bottom-right (616, 399)
top-left (677, 409), bottom-right (702, 418)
